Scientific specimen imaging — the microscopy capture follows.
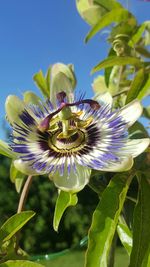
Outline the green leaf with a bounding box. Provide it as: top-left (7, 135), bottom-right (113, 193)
top-left (129, 121), bottom-right (149, 139)
top-left (117, 218), bottom-right (132, 255)
top-left (142, 244), bottom-right (150, 267)
top-left (0, 260), bottom-right (44, 267)
top-left (10, 162), bottom-right (25, 193)
top-left (129, 22), bottom-right (149, 46)
top-left (0, 211), bottom-right (35, 244)
top-left (92, 56), bottom-right (142, 73)
top-left (0, 140), bottom-right (15, 158)
top-left (85, 8), bottom-right (130, 43)
top-left (137, 74), bottom-right (150, 100)
top-left (129, 173), bottom-right (150, 267)
top-left (125, 68), bottom-right (145, 104)
top-left (33, 70), bottom-right (50, 98)
top-left (135, 46), bottom-right (150, 58)
top-left (53, 191), bottom-right (78, 232)
top-left (85, 171), bottom-right (135, 267)
top-left (94, 0), bottom-right (122, 11)
top-left (143, 106), bottom-right (150, 119)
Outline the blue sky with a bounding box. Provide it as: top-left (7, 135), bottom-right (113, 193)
top-left (0, 0), bottom-right (150, 139)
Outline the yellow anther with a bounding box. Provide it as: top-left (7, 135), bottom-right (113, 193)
top-left (76, 117), bottom-right (93, 128)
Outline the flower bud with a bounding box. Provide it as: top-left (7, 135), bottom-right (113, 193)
top-left (76, 0), bottom-right (106, 26)
top-left (50, 63), bottom-right (76, 106)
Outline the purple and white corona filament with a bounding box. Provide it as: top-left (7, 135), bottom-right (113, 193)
top-left (6, 91), bottom-right (150, 192)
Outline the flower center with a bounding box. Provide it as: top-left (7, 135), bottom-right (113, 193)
top-left (48, 128), bottom-right (86, 153)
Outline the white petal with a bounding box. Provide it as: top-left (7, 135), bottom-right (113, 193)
top-left (100, 156), bottom-right (133, 172)
top-left (51, 163), bottom-right (91, 193)
top-left (94, 92), bottom-right (113, 107)
top-left (119, 138), bottom-right (150, 158)
top-left (14, 159), bottom-right (39, 176)
top-left (119, 100), bottom-right (143, 127)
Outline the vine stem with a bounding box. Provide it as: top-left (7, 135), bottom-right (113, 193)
top-left (15, 175), bottom-right (33, 253)
top-left (117, 65), bottom-right (124, 92)
top-left (17, 175), bottom-right (33, 213)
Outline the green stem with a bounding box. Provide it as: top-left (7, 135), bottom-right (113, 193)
top-left (15, 175), bottom-right (33, 253)
top-left (17, 175), bottom-right (33, 213)
top-left (117, 66), bottom-right (125, 92)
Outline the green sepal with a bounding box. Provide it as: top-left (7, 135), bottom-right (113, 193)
top-left (10, 162), bottom-right (25, 193)
top-left (53, 191), bottom-right (78, 232)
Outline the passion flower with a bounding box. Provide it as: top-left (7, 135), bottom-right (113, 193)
top-left (5, 90), bottom-right (149, 193)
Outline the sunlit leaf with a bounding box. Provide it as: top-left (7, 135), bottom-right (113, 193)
top-left (85, 8), bottom-right (130, 43)
top-left (129, 173), bottom-right (150, 267)
top-left (92, 56), bottom-right (141, 73)
top-left (129, 21), bottom-right (150, 46)
top-left (0, 140), bottom-right (15, 158)
top-left (0, 211), bottom-right (35, 244)
top-left (85, 171), bottom-right (135, 267)
top-left (53, 191), bottom-right (78, 232)
top-left (33, 70), bottom-right (50, 98)
top-left (126, 68), bottom-right (145, 104)
top-left (0, 260), bottom-right (44, 267)
top-left (117, 218), bottom-right (132, 255)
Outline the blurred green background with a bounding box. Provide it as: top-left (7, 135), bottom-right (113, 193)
top-left (0, 154), bottom-right (98, 254)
